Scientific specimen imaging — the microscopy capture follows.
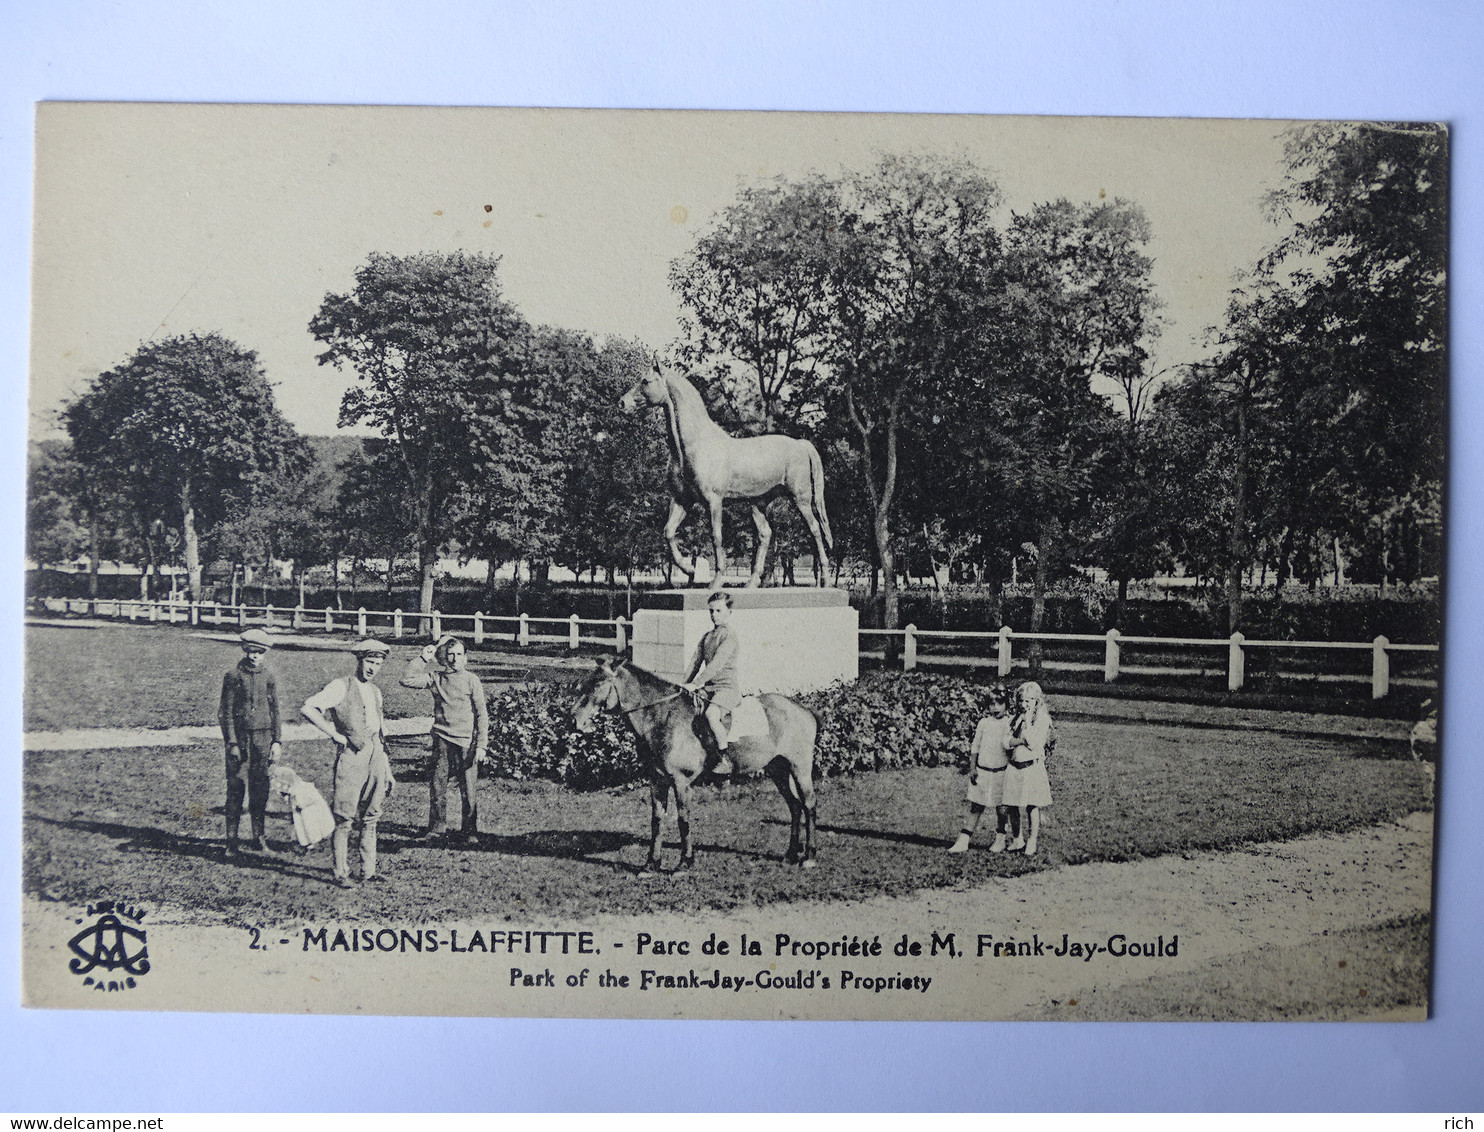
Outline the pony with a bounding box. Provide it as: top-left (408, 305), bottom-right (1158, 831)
top-left (571, 656), bottom-right (818, 870)
top-left (620, 365), bottom-right (834, 587)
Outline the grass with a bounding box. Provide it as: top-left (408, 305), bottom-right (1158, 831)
top-left (23, 622), bottom-right (579, 732)
top-left (23, 717), bottom-right (1431, 923)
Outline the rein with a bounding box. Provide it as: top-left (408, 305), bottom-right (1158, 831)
top-left (604, 674), bottom-right (690, 718)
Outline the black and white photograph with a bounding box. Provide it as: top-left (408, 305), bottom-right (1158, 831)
top-left (20, 103), bottom-right (1444, 1024)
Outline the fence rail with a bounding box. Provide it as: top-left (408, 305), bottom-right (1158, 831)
top-left (37, 597), bottom-right (1438, 700)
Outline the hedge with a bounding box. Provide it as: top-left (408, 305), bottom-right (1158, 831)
top-left (485, 671), bottom-right (996, 790)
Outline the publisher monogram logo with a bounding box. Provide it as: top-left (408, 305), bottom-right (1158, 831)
top-left (68, 901), bottom-right (150, 991)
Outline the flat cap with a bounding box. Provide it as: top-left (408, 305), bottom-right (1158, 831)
top-left (238, 628), bottom-right (273, 649)
top-left (351, 638), bottom-right (391, 656)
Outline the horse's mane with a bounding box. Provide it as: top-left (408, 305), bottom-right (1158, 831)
top-left (664, 372), bottom-right (726, 439)
top-left (615, 658), bottom-right (681, 694)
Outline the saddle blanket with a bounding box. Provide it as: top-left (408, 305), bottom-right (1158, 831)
top-left (270, 765), bottom-right (337, 847)
top-left (726, 696), bottom-right (770, 742)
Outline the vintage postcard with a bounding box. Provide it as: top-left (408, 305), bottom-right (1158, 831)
top-left (22, 104), bottom-right (1442, 1020)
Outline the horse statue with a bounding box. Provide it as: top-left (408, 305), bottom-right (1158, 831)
top-left (572, 656), bottom-right (819, 870)
top-left (620, 365), bottom-right (834, 587)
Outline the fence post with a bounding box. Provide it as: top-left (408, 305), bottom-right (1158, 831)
top-left (474, 611), bottom-right (484, 646)
top-left (431, 610), bottom-right (442, 640)
top-left (149, 601), bottom-right (159, 623)
top-left (998, 626), bottom-right (1013, 678)
top-left (265, 604), bottom-right (275, 628)
top-left (357, 607), bottom-right (368, 637)
top-left (212, 602), bottom-right (222, 625)
top-left (127, 601), bottom-right (138, 622)
top-left (518, 612), bottom-right (530, 647)
top-left (569, 614), bottom-right (581, 650)
top-left (292, 606), bottom-right (303, 630)
top-left (190, 601), bottom-right (199, 626)
top-left (1372, 635), bottom-right (1391, 699)
top-left (323, 608), bottom-right (333, 633)
top-left (615, 615), bottom-right (628, 654)
top-left (237, 605), bottom-right (246, 628)
top-left (1228, 632), bottom-right (1245, 692)
top-left (1104, 628), bottom-right (1121, 683)
top-left (393, 610), bottom-right (403, 638)
top-left (903, 624), bottom-right (918, 671)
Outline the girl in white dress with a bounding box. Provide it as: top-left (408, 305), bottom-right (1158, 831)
top-left (1003, 681), bottom-right (1053, 856)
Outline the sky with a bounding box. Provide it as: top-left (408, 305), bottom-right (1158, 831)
top-left (30, 105), bottom-right (1293, 439)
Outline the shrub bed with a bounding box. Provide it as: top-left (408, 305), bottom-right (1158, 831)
top-left (485, 671), bottom-right (995, 790)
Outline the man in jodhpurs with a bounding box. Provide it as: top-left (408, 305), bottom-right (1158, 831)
top-left (401, 635), bottom-right (488, 843)
top-left (218, 628), bottom-right (283, 857)
top-left (302, 639), bottom-right (395, 889)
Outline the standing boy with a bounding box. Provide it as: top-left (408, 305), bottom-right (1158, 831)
top-left (301, 639), bottom-right (395, 888)
top-left (218, 628), bottom-right (282, 857)
top-left (401, 634), bottom-right (489, 841)
top-left (683, 590), bottom-right (742, 778)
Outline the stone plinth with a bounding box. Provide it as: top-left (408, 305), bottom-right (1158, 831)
top-left (631, 588), bottom-right (858, 695)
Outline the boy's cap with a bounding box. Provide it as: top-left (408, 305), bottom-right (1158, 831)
top-left (239, 628), bottom-right (273, 650)
top-left (436, 634), bottom-right (462, 651)
top-left (351, 639), bottom-right (391, 656)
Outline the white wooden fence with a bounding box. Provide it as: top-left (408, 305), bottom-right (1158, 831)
top-left (38, 597), bottom-right (1438, 700)
top-left (862, 624), bottom-right (1438, 699)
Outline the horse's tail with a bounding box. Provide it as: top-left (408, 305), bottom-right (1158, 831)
top-left (806, 442), bottom-right (834, 553)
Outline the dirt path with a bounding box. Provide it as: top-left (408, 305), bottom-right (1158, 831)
top-left (23, 810), bottom-right (1432, 1020)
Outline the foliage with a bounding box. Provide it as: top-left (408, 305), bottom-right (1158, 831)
top-left (26, 441), bottom-right (92, 566)
top-left (1147, 123), bottom-right (1447, 631)
top-left (484, 681), bottom-right (643, 790)
top-left (671, 176), bottom-right (839, 433)
top-left (310, 251), bottom-right (531, 614)
top-left (61, 333), bottom-right (300, 602)
top-left (484, 670), bottom-right (997, 789)
top-left (551, 338), bottom-right (673, 582)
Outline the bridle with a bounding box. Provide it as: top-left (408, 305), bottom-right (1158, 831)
top-left (590, 667), bottom-right (689, 718)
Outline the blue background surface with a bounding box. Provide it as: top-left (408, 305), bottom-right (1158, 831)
top-left (2, 1), bottom-right (1480, 1112)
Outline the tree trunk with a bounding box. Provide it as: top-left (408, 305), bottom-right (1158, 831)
top-left (1029, 518), bottom-right (1055, 671)
top-left (1226, 365), bottom-right (1251, 633)
top-left (143, 530), bottom-right (159, 601)
top-left (87, 523), bottom-right (100, 600)
top-left (418, 544), bottom-right (437, 617)
top-left (180, 479), bottom-right (202, 602)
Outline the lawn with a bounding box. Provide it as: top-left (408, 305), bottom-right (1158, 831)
top-left (22, 716), bottom-right (1431, 923)
top-left (23, 622), bottom-right (580, 732)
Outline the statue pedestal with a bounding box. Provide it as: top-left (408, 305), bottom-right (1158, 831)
top-left (631, 588), bottom-right (858, 695)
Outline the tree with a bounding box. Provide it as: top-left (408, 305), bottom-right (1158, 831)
top-left (26, 441), bottom-right (92, 569)
top-left (671, 176), bottom-right (839, 434)
top-left (978, 199), bottom-right (1156, 642)
top-left (823, 154), bottom-right (1004, 627)
top-left (62, 333), bottom-right (299, 602)
top-left (311, 251), bottom-right (531, 616)
top-left (1260, 121), bottom-right (1446, 583)
top-left (1158, 122), bottom-right (1448, 626)
top-left (211, 435), bottom-right (331, 603)
top-left (335, 442), bottom-right (420, 597)
top-left (552, 338), bottom-right (671, 591)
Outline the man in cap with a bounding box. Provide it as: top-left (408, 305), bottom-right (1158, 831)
top-left (218, 628), bottom-right (283, 857)
top-left (401, 634), bottom-right (489, 843)
top-left (301, 639), bottom-right (396, 888)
